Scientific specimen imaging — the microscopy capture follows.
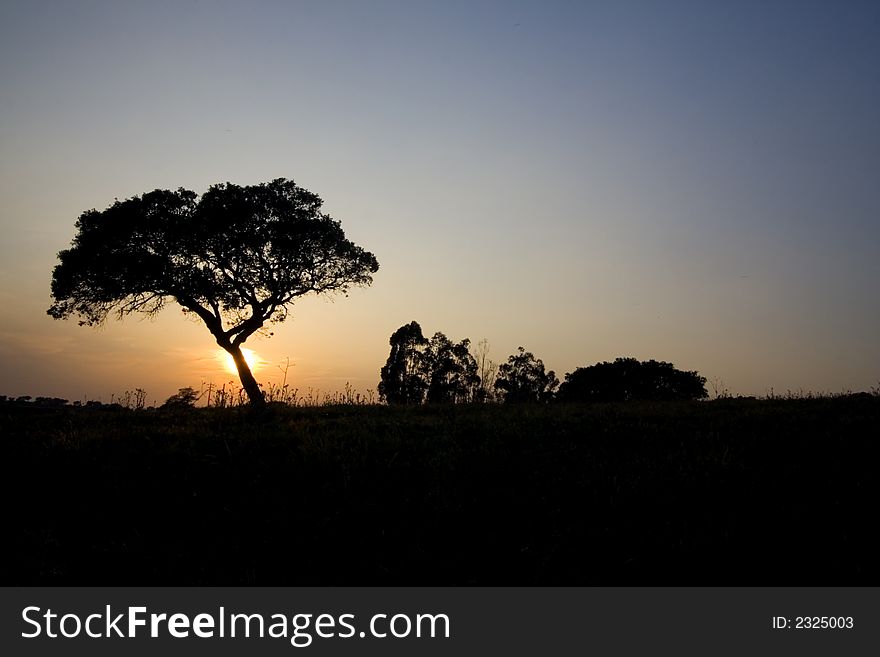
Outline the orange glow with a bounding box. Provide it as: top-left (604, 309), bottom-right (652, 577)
top-left (219, 347), bottom-right (260, 375)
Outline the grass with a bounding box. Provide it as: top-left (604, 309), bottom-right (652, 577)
top-left (2, 396), bottom-right (877, 584)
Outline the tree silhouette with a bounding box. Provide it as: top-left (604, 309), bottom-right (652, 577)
top-left (379, 323), bottom-right (481, 405)
top-left (494, 347), bottom-right (558, 403)
top-left (162, 387), bottom-right (200, 409)
top-left (557, 358), bottom-right (708, 402)
top-left (378, 321), bottom-right (428, 404)
top-left (471, 338), bottom-right (498, 403)
top-left (48, 179), bottom-right (379, 406)
top-left (422, 332), bottom-right (479, 404)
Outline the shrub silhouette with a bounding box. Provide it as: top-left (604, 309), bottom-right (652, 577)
top-left (557, 358), bottom-right (708, 402)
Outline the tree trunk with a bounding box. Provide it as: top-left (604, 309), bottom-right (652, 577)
top-left (226, 344), bottom-right (265, 406)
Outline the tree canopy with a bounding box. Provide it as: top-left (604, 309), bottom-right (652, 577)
top-left (377, 321), bottom-right (429, 405)
top-left (423, 332), bottom-right (479, 404)
top-left (493, 347), bottom-right (559, 403)
top-left (48, 178), bottom-right (379, 405)
top-left (377, 326), bottom-right (711, 407)
top-left (378, 322), bottom-right (479, 404)
top-left (161, 387), bottom-right (200, 409)
top-left (557, 358), bottom-right (708, 402)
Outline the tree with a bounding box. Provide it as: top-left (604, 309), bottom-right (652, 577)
top-left (378, 323), bottom-right (481, 405)
top-left (422, 332), bottom-right (479, 404)
top-left (378, 321), bottom-right (428, 404)
top-left (471, 338), bottom-right (498, 403)
top-left (494, 347), bottom-right (558, 403)
top-left (162, 387), bottom-right (200, 409)
top-left (557, 358), bottom-right (708, 402)
top-left (48, 179), bottom-right (379, 406)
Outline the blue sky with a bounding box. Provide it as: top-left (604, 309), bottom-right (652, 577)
top-left (1, 0), bottom-right (878, 402)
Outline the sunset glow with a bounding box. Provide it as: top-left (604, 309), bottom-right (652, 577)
top-left (219, 348), bottom-right (260, 376)
top-left (1, 1), bottom-right (878, 404)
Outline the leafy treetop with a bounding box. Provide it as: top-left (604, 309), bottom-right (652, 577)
top-left (493, 347), bottom-right (559, 403)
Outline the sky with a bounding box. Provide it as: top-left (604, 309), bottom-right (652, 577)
top-left (1, 0), bottom-right (879, 404)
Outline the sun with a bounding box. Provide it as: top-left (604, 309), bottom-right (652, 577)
top-left (219, 347), bottom-right (260, 375)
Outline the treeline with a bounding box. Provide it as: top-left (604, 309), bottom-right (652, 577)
top-left (4, 322), bottom-right (710, 409)
top-left (0, 390), bottom-right (148, 410)
top-left (0, 395), bottom-right (73, 408)
top-left (378, 321), bottom-right (709, 405)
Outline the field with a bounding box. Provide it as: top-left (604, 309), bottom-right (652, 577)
top-left (2, 396), bottom-right (878, 585)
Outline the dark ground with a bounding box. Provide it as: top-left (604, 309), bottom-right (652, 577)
top-left (2, 396), bottom-right (877, 584)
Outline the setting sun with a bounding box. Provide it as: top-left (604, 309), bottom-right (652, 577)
top-left (219, 347), bottom-right (260, 375)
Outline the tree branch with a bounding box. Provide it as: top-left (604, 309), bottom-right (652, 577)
top-left (175, 294), bottom-right (225, 341)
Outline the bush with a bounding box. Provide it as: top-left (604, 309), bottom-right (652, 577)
top-left (558, 358), bottom-right (708, 402)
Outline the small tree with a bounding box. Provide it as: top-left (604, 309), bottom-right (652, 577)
top-left (162, 387), bottom-right (200, 409)
top-left (494, 347), bottom-right (558, 403)
top-left (378, 321), bottom-right (428, 404)
top-left (48, 179), bottom-right (379, 406)
top-left (557, 358), bottom-right (708, 402)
